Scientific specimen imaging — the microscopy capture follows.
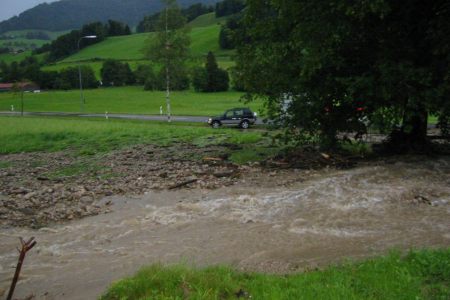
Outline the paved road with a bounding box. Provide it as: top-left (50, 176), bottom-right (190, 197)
top-left (0, 111), bottom-right (209, 123)
top-left (0, 111), bottom-right (265, 125)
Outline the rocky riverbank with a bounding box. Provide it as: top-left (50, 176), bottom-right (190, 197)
top-left (0, 144), bottom-right (257, 228)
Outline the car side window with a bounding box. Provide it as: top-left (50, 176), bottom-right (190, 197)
top-left (225, 111), bottom-right (234, 118)
top-left (234, 110), bottom-right (244, 117)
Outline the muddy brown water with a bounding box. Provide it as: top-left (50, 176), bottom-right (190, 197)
top-left (1, 157), bottom-right (450, 299)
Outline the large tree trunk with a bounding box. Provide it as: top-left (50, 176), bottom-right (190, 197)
top-left (403, 107), bottom-right (428, 145)
top-left (385, 104), bottom-right (430, 153)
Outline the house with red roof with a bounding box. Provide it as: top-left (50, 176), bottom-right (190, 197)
top-left (0, 82), bottom-right (40, 92)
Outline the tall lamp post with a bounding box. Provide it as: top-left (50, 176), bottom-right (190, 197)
top-left (77, 35), bottom-right (97, 112)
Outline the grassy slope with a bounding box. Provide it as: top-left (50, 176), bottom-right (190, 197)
top-left (56, 25), bottom-right (229, 63)
top-left (2, 29), bottom-right (68, 39)
top-left (39, 12), bottom-right (233, 74)
top-left (4, 13), bottom-right (232, 74)
top-left (188, 12), bottom-right (226, 28)
top-left (0, 38), bottom-right (48, 48)
top-left (0, 86), bottom-right (260, 116)
top-left (60, 33), bottom-right (151, 63)
top-left (0, 30), bottom-right (67, 63)
top-left (101, 249), bottom-right (450, 300)
top-left (0, 51), bottom-right (33, 64)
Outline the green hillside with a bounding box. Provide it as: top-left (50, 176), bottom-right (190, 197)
top-left (0, 30), bottom-right (67, 63)
top-left (39, 18), bottom-right (234, 76)
top-left (3, 30), bottom-right (68, 40)
top-left (0, 51), bottom-right (33, 64)
top-left (188, 12), bottom-right (226, 27)
top-left (2, 13), bottom-right (234, 78)
top-left (0, 30), bottom-right (68, 51)
top-left (60, 33), bottom-right (151, 63)
top-left (58, 25), bottom-right (230, 63)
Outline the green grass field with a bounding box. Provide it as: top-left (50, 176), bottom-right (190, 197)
top-left (0, 116), bottom-right (214, 154)
top-left (0, 116), bottom-right (275, 164)
top-left (0, 87), bottom-right (260, 116)
top-left (100, 249), bottom-right (450, 300)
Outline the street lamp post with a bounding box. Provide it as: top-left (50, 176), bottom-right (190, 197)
top-left (77, 35), bottom-right (97, 112)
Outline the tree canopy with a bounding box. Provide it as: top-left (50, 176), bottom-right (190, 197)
top-left (236, 0), bottom-right (450, 149)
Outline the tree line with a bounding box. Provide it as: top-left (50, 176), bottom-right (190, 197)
top-left (0, 51), bottom-right (231, 92)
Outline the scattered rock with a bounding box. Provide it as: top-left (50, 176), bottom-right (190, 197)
top-left (414, 195), bottom-right (432, 205)
top-left (0, 144), bottom-right (258, 227)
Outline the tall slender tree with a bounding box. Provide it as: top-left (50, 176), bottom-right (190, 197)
top-left (145, 0), bottom-right (190, 122)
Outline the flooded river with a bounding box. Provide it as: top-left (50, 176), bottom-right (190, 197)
top-left (1, 156), bottom-right (450, 299)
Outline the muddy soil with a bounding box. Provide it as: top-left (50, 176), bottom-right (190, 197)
top-left (0, 155), bottom-right (449, 299)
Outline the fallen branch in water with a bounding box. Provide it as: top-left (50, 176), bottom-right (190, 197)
top-left (169, 179), bottom-right (198, 190)
top-left (7, 237), bottom-right (37, 300)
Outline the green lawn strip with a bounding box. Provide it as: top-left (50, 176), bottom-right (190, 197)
top-left (0, 87), bottom-right (259, 116)
top-left (100, 249), bottom-right (450, 300)
top-left (0, 117), bottom-right (271, 163)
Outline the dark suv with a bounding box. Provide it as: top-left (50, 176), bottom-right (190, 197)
top-left (207, 107), bottom-right (257, 129)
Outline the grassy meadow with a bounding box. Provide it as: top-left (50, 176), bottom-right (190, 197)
top-left (0, 116), bottom-right (215, 154)
top-left (0, 87), bottom-right (261, 116)
top-left (101, 249), bottom-right (450, 300)
top-left (0, 116), bottom-right (275, 164)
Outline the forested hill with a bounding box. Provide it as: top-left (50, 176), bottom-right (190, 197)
top-left (0, 0), bottom-right (220, 33)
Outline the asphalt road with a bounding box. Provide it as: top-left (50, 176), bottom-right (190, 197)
top-left (0, 111), bottom-right (210, 123)
top-left (0, 111), bottom-right (266, 125)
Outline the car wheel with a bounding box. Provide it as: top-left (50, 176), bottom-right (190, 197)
top-left (240, 120), bottom-right (250, 129)
top-left (212, 121), bottom-right (221, 129)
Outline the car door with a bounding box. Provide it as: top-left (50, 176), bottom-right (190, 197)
top-left (232, 109), bottom-right (244, 125)
top-left (222, 110), bottom-right (235, 125)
